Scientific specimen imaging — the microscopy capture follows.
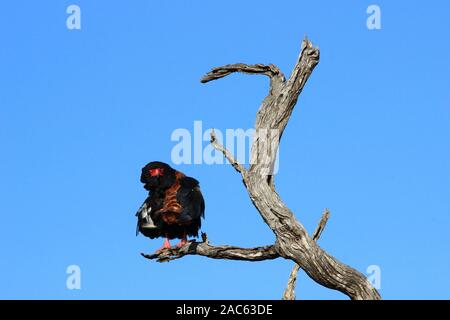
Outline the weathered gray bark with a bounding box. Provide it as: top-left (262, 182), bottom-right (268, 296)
top-left (282, 209), bottom-right (330, 300)
top-left (142, 237), bottom-right (279, 263)
top-left (144, 37), bottom-right (381, 300)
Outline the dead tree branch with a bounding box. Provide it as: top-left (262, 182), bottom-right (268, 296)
top-left (282, 209), bottom-right (330, 300)
top-left (201, 63), bottom-right (285, 93)
top-left (142, 241), bottom-right (279, 263)
top-left (312, 208), bottom-right (331, 241)
top-left (282, 265), bottom-right (300, 300)
top-left (202, 37), bottom-right (381, 300)
top-left (210, 129), bottom-right (247, 176)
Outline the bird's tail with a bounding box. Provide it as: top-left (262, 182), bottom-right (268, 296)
top-left (135, 201), bottom-right (157, 236)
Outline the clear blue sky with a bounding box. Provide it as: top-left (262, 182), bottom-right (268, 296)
top-left (0, 1), bottom-right (449, 299)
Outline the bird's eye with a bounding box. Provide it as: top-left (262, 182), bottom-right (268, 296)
top-left (149, 168), bottom-right (165, 177)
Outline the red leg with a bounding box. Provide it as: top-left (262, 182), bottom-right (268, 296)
top-left (156, 236), bottom-right (171, 253)
top-left (176, 233), bottom-right (188, 248)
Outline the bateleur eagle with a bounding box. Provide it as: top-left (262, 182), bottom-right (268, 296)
top-left (136, 161), bottom-right (205, 252)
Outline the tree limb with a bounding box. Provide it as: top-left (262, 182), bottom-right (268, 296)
top-left (282, 209), bottom-right (330, 300)
top-left (201, 63), bottom-right (285, 91)
top-left (210, 129), bottom-right (247, 176)
top-left (312, 208), bottom-right (330, 241)
top-left (142, 241), bottom-right (279, 263)
top-left (282, 264), bottom-right (300, 300)
top-left (202, 37), bottom-right (381, 300)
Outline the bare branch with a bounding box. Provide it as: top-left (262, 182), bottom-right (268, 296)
top-left (142, 241), bottom-right (279, 263)
top-left (282, 209), bottom-right (331, 300)
top-left (214, 38), bottom-right (380, 300)
top-left (201, 63), bottom-right (285, 87)
top-left (253, 37), bottom-right (320, 141)
top-left (282, 264), bottom-right (300, 300)
top-left (285, 37), bottom-right (321, 100)
top-left (210, 129), bottom-right (247, 176)
top-left (312, 208), bottom-right (330, 241)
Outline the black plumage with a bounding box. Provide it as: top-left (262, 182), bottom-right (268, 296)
top-left (136, 161), bottom-right (205, 250)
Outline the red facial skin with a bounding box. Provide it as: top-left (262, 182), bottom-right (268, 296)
top-left (149, 168), bottom-right (165, 177)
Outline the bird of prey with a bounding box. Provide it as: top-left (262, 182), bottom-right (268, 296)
top-left (136, 161), bottom-right (205, 252)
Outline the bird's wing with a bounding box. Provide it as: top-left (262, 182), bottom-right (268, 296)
top-left (177, 177), bottom-right (205, 221)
